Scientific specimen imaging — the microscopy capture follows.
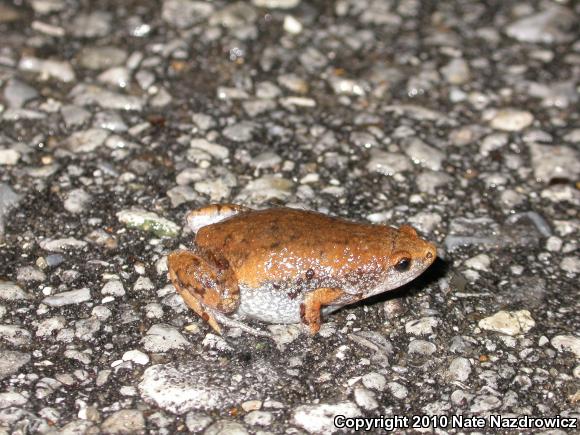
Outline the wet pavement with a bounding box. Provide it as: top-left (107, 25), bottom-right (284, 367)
top-left (0, 0), bottom-right (579, 433)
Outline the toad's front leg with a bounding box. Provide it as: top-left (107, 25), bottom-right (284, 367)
top-left (168, 249), bottom-right (240, 335)
top-left (300, 287), bottom-right (347, 334)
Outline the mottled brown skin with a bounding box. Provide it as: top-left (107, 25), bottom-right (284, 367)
top-left (168, 205), bottom-right (437, 335)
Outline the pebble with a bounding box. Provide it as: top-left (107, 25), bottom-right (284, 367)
top-left (77, 46), bottom-right (128, 70)
top-left (185, 412), bottom-right (213, 432)
top-left (361, 372), bottom-right (386, 392)
top-left (405, 317), bottom-right (439, 335)
top-left (237, 175), bottom-right (293, 202)
top-left (528, 143), bottom-right (580, 183)
top-left (505, 6), bottom-right (575, 44)
top-left (415, 171), bottom-right (452, 195)
top-left (328, 76), bottom-right (366, 96)
top-left (283, 15), bottom-right (302, 34)
top-left (446, 357), bottom-right (472, 382)
top-left (139, 363), bottom-right (244, 413)
top-left (478, 310), bottom-right (535, 336)
top-left (36, 316), bottom-right (66, 337)
top-left (0, 392), bottom-right (27, 408)
top-left (116, 208), bottom-right (180, 237)
top-left (489, 109), bottom-right (534, 131)
top-left (366, 150), bottom-right (412, 175)
top-left (101, 280), bottom-right (125, 297)
top-left (122, 350), bottom-right (150, 365)
top-left (551, 335), bottom-right (580, 358)
top-left (205, 421), bottom-right (248, 435)
top-left (252, 0), bottom-right (300, 9)
top-left (387, 382), bottom-right (408, 400)
top-left (250, 151), bottom-right (282, 169)
top-left (71, 84), bottom-right (143, 111)
top-left (66, 128), bottom-right (109, 153)
top-left (292, 402), bottom-right (360, 434)
top-left (101, 409), bottom-right (145, 434)
top-left (209, 2), bottom-right (257, 28)
top-left (141, 324), bottom-right (189, 352)
top-left (464, 254), bottom-right (491, 272)
top-left (0, 282), bottom-right (32, 301)
top-left (408, 339), bottom-right (437, 356)
top-left (353, 386), bottom-right (379, 410)
top-left (0, 350), bottom-right (30, 379)
top-left (244, 410), bottom-right (273, 426)
top-left (0, 325), bottom-right (31, 346)
top-left (408, 212), bottom-right (442, 235)
top-left (18, 56), bottom-right (75, 82)
top-left (189, 138), bottom-right (229, 160)
top-left (16, 266), bottom-right (46, 283)
top-left (68, 11), bottom-right (111, 37)
top-left (3, 79), bottom-right (38, 108)
top-left (560, 256), bottom-right (580, 274)
top-left (162, 0), bottom-right (214, 28)
top-left (42, 288), bottom-right (91, 307)
top-left (441, 58), bottom-right (470, 85)
top-left (403, 138), bottom-right (445, 171)
top-left (470, 395), bottom-right (501, 412)
top-left (0, 148), bottom-right (20, 165)
top-left (60, 104), bottom-right (91, 127)
top-left (63, 188), bottom-right (92, 214)
top-left (39, 237), bottom-right (88, 252)
top-left (134, 276), bottom-right (154, 292)
top-left (222, 122), bottom-right (255, 142)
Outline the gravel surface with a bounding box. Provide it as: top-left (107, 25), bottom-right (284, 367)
top-left (0, 0), bottom-right (579, 433)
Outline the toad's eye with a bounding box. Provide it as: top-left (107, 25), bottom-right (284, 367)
top-left (395, 257), bottom-right (411, 272)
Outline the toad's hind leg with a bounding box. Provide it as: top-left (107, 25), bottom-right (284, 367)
top-left (300, 288), bottom-right (347, 334)
top-left (186, 203), bottom-right (251, 233)
top-left (168, 249), bottom-right (240, 335)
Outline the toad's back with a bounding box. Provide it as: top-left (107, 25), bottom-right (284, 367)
top-left (195, 208), bottom-right (400, 287)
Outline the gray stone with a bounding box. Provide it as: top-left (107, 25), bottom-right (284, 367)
top-left (405, 317), bottom-right (439, 335)
top-left (408, 339), bottom-right (437, 355)
top-left (478, 310), bottom-right (535, 336)
top-left (66, 129), bottom-right (109, 153)
top-left (3, 79), bottom-right (38, 108)
top-left (446, 357), bottom-right (472, 382)
top-left (0, 392), bottom-right (27, 409)
top-left (292, 402), bottom-right (360, 434)
top-left (222, 122), bottom-right (255, 142)
top-left (489, 108), bottom-right (534, 131)
top-left (141, 324), bottom-right (189, 352)
top-left (0, 282), bottom-right (32, 301)
top-left (551, 335), bottom-right (580, 358)
top-left (101, 409), bottom-right (145, 434)
top-left (39, 237), bottom-right (88, 252)
top-left (236, 175), bottom-right (293, 202)
top-left (361, 372), bottom-right (386, 392)
top-left (529, 143), bottom-right (580, 183)
top-left (69, 11), bottom-right (112, 38)
top-left (63, 188), bottom-right (92, 213)
top-left (505, 6), bottom-right (576, 44)
top-left (0, 183), bottom-right (21, 241)
top-left (117, 209), bottom-right (180, 238)
top-left (388, 382), bottom-right (408, 400)
top-left (0, 350), bottom-right (30, 379)
top-left (0, 325), bottom-right (31, 346)
top-left (42, 288), bottom-right (91, 307)
top-left (367, 150), bottom-right (412, 175)
top-left (101, 280), bottom-right (125, 297)
top-left (162, 0), bottom-right (214, 28)
top-left (18, 57), bottom-right (75, 82)
top-left (78, 46), bottom-right (128, 70)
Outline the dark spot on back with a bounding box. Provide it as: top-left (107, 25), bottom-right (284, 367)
top-left (306, 269), bottom-right (315, 280)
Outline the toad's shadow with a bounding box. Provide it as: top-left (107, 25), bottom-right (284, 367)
top-left (350, 256), bottom-right (449, 308)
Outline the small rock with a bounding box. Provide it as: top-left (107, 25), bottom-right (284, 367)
top-left (529, 143), bottom-right (580, 183)
top-left (367, 150), bottom-right (412, 175)
top-left (3, 79), bottom-right (38, 108)
top-left (408, 340), bottom-right (436, 355)
top-left (353, 386), bottom-right (378, 410)
top-left (66, 128), bottom-right (109, 153)
top-left (237, 175), bottom-right (293, 202)
top-left (388, 382), bottom-right (408, 400)
top-left (122, 350), bottom-right (150, 365)
top-left (68, 11), bottom-right (111, 38)
top-left (405, 317), bottom-right (439, 335)
top-left (36, 316), bottom-right (66, 337)
top-left (470, 395), bottom-right (501, 412)
top-left (71, 84), bottom-right (143, 111)
top-left (0, 350), bottom-right (31, 379)
top-left (185, 411), bottom-right (213, 432)
top-left (292, 402), bottom-right (360, 434)
top-left (222, 122), bottom-right (255, 142)
top-left (478, 310), bottom-right (535, 336)
top-left (489, 109), bottom-right (534, 131)
top-left (361, 372), bottom-right (386, 392)
top-left (252, 0), bottom-right (300, 9)
top-left (0, 325), bottom-right (31, 346)
top-left (464, 254), bottom-right (491, 271)
top-left (117, 209), bottom-right (180, 237)
top-left (39, 237), bottom-right (88, 252)
top-left (561, 256), bottom-right (580, 274)
top-left (141, 324), bottom-right (189, 352)
top-left (205, 421), bottom-right (249, 435)
top-left (505, 6), bottom-right (576, 44)
top-left (0, 148), bottom-right (20, 165)
top-left (63, 189), bottom-right (92, 213)
top-left (0, 282), bottom-right (32, 301)
top-left (18, 56), bottom-right (75, 82)
top-left (77, 46), bottom-right (128, 70)
top-left (0, 392), bottom-right (27, 408)
top-left (446, 357), bottom-right (472, 382)
top-left (440, 58), bottom-right (470, 85)
top-left (101, 409), bottom-right (145, 434)
top-left (551, 335), bottom-right (580, 357)
top-left (16, 266), bottom-right (46, 283)
top-left (244, 410), bottom-right (273, 426)
top-left (42, 288), bottom-right (91, 307)
top-left (101, 280), bottom-right (125, 297)
top-left (162, 0), bottom-right (214, 28)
